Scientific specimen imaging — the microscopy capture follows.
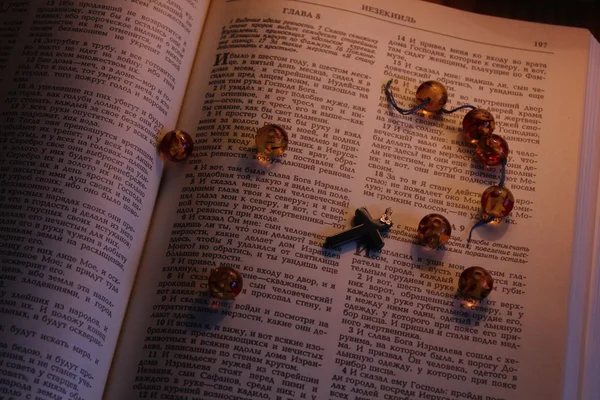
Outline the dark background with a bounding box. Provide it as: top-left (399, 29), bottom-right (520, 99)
top-left (427, 0), bottom-right (600, 40)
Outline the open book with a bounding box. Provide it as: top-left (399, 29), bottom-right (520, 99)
top-left (1, 0), bottom-right (600, 399)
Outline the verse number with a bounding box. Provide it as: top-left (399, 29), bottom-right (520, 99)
top-left (534, 41), bottom-right (547, 48)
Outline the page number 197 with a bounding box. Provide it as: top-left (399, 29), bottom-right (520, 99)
top-left (535, 41), bottom-right (548, 48)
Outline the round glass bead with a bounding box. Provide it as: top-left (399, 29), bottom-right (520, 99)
top-left (208, 267), bottom-right (243, 300)
top-left (458, 266), bottom-right (493, 301)
top-left (475, 134), bottom-right (509, 166)
top-left (463, 108), bottom-right (495, 143)
top-left (159, 130), bottom-right (193, 162)
top-left (416, 81), bottom-right (448, 113)
top-left (481, 185), bottom-right (515, 219)
top-left (417, 213), bottom-right (452, 248)
top-left (255, 124), bottom-right (288, 157)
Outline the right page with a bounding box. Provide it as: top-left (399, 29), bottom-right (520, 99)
top-left (105, 1), bottom-right (592, 399)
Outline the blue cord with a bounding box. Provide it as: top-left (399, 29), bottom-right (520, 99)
top-left (498, 159), bottom-right (507, 188)
top-left (467, 217), bottom-right (494, 246)
top-left (441, 104), bottom-right (477, 113)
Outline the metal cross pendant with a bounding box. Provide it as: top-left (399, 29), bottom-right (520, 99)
top-left (325, 207), bottom-right (393, 251)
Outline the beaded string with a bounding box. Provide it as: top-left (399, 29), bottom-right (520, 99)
top-left (465, 159), bottom-right (509, 243)
top-left (384, 80), bottom-right (431, 115)
top-left (384, 79), bottom-right (477, 117)
top-left (384, 79), bottom-right (515, 246)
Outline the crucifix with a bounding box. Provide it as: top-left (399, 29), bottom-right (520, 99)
top-left (324, 207), bottom-right (393, 251)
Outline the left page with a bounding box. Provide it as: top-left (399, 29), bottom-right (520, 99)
top-left (0, 1), bottom-right (208, 399)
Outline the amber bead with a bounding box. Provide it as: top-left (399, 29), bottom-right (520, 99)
top-left (159, 130), bottom-right (193, 162)
top-left (417, 213), bottom-right (452, 248)
top-left (208, 267), bottom-right (243, 300)
top-left (416, 81), bottom-right (448, 113)
top-left (458, 267), bottom-right (493, 301)
top-left (481, 185), bottom-right (515, 219)
top-left (475, 134), bottom-right (509, 166)
top-left (463, 109), bottom-right (495, 143)
top-left (256, 124), bottom-right (288, 157)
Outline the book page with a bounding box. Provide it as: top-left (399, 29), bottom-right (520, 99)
top-left (106, 1), bottom-right (591, 399)
top-left (0, 1), bottom-right (208, 399)
top-left (572, 37), bottom-right (600, 400)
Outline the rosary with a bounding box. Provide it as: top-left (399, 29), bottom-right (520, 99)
top-left (158, 79), bottom-right (503, 303)
top-left (323, 79), bottom-right (509, 302)
top-left (386, 79), bottom-right (515, 239)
